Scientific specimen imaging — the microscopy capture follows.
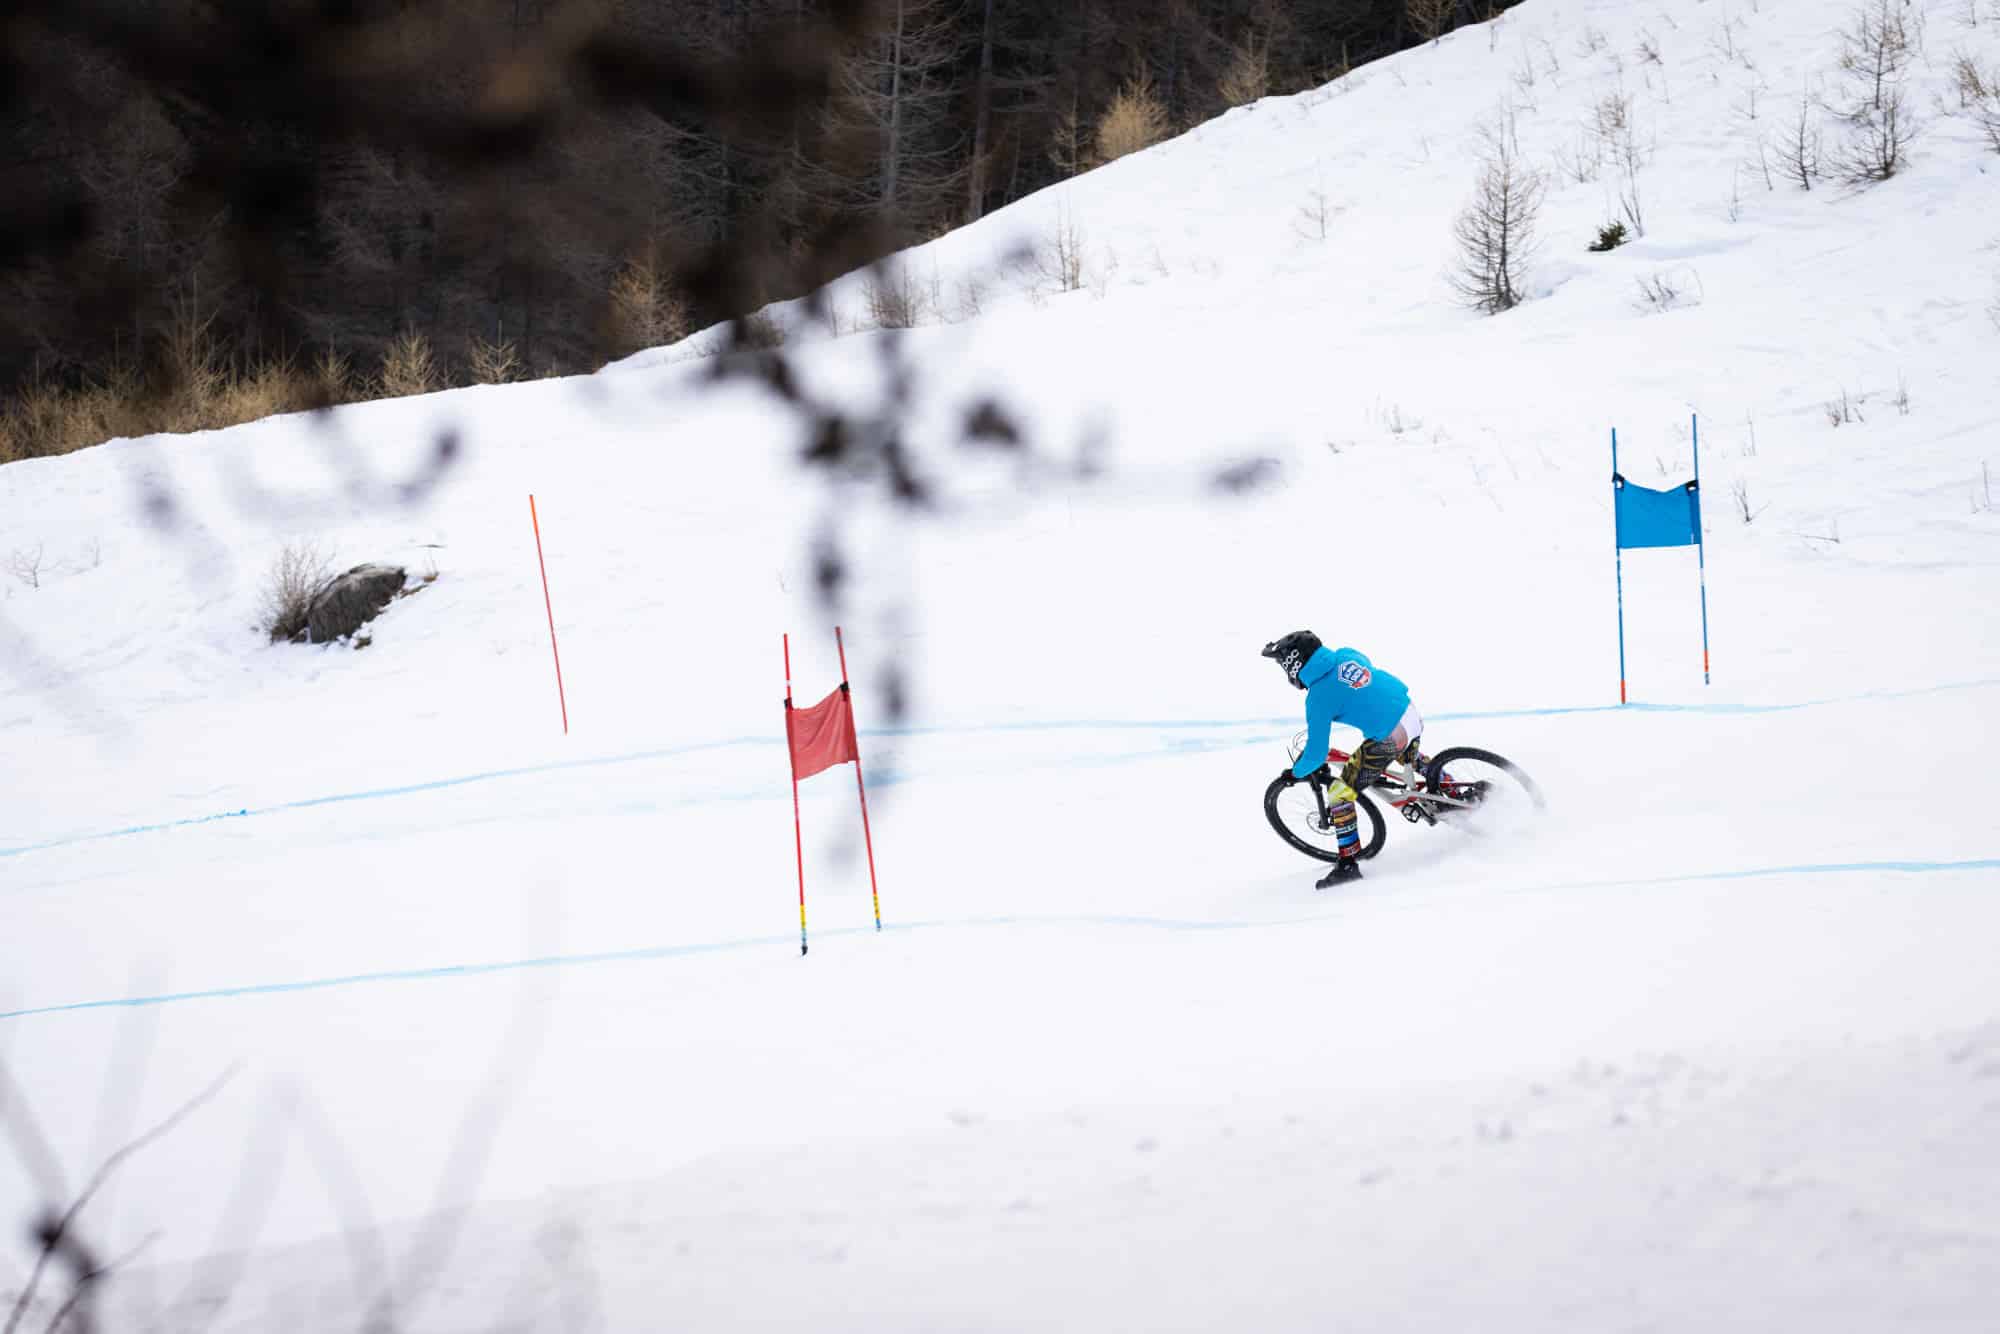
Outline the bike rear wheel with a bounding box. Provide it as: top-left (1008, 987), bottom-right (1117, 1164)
top-left (1264, 776), bottom-right (1387, 863)
top-left (1421, 747), bottom-right (1544, 835)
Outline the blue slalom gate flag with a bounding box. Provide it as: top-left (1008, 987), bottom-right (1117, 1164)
top-left (1610, 419), bottom-right (1712, 702)
top-left (1613, 475), bottom-right (1701, 549)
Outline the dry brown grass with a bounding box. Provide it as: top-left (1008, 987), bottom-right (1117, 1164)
top-left (214, 360), bottom-right (311, 426)
top-left (261, 541), bottom-right (333, 643)
top-left (0, 351), bottom-right (350, 462)
top-left (1096, 73), bottom-right (1169, 164)
top-left (0, 258), bottom-right (666, 465)
top-left (0, 278), bottom-right (367, 464)
top-left (864, 264), bottom-right (932, 329)
top-left (2, 368), bottom-right (154, 459)
top-left (735, 310), bottom-right (788, 350)
top-left (1952, 52), bottom-right (1994, 106)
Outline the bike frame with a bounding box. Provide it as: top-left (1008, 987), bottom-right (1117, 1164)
top-left (1308, 745), bottom-right (1480, 829)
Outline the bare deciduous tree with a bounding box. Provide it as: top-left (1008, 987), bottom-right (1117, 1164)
top-left (965, 0), bottom-right (997, 221)
top-left (1950, 51), bottom-right (1993, 107)
top-left (1449, 114), bottom-right (1546, 314)
top-left (605, 250), bottom-right (689, 360)
top-left (1593, 89), bottom-right (1632, 141)
top-left (1828, 0), bottom-right (1919, 182)
top-left (1295, 186), bottom-right (1338, 242)
top-left (467, 329), bottom-right (522, 385)
top-left (1048, 93), bottom-right (1088, 178)
top-left (7, 544), bottom-right (48, 590)
top-left (1553, 129), bottom-right (1602, 184)
top-left (837, 0), bottom-right (969, 229)
top-left (1731, 477), bottom-right (1765, 523)
top-left (865, 261), bottom-right (933, 329)
top-left (1771, 90), bottom-right (1824, 190)
top-left (1955, 55), bottom-right (2000, 152)
top-left (1634, 271), bottom-right (1684, 313)
top-left (1406, 0), bottom-right (1458, 46)
top-left (1096, 72), bottom-right (1170, 164)
top-left (1219, 37), bottom-right (1273, 106)
top-left (1837, 0), bottom-right (1914, 120)
top-left (1027, 199), bottom-right (1088, 294)
top-left (1588, 90), bottom-right (1647, 235)
top-left (1835, 83), bottom-right (1919, 183)
top-left (378, 329), bottom-right (440, 398)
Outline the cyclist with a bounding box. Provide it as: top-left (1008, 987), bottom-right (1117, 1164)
top-left (1262, 631), bottom-right (1425, 888)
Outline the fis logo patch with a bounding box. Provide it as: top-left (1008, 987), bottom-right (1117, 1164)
top-left (1337, 660), bottom-right (1372, 689)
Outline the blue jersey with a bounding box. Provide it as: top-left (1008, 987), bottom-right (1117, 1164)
top-left (1291, 646), bottom-right (1414, 779)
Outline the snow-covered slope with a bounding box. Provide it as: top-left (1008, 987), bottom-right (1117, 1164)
top-left (4, 0), bottom-right (1998, 1329)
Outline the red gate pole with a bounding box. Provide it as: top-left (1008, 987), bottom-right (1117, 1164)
top-left (529, 495), bottom-right (569, 734)
top-left (784, 634), bottom-right (808, 957)
top-left (835, 626), bottom-right (883, 931)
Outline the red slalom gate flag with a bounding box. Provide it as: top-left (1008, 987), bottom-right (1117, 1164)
top-left (786, 684), bottom-right (859, 781)
top-left (783, 628), bottom-right (884, 956)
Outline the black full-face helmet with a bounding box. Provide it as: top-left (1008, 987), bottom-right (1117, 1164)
top-left (1261, 630), bottom-right (1323, 690)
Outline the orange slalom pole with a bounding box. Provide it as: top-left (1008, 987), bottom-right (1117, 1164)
top-left (529, 495), bottom-right (569, 734)
top-left (836, 627), bottom-right (883, 931)
top-left (785, 634), bottom-right (808, 956)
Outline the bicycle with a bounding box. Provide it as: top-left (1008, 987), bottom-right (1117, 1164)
top-left (1263, 732), bottom-right (1544, 863)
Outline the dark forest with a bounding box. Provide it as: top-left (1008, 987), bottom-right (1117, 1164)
top-left (1, 1), bottom-right (1498, 456)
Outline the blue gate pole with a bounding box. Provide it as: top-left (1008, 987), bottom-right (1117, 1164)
top-left (1613, 427), bottom-right (1628, 705)
top-left (1693, 413), bottom-right (1712, 685)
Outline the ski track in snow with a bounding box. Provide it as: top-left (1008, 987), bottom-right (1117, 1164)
top-left (7, 675), bottom-right (1999, 861)
top-left (5, 855), bottom-right (1999, 1023)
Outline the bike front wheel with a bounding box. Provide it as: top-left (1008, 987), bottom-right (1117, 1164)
top-left (1421, 747), bottom-right (1544, 835)
top-left (1264, 776), bottom-right (1387, 863)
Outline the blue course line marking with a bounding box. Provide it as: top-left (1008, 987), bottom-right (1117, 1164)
top-left (0, 736), bottom-right (765, 860)
top-left (1689, 858), bottom-right (2000, 880)
top-left (6, 677), bottom-right (1998, 861)
top-left (1545, 857), bottom-right (2000, 893)
top-left (4, 857), bottom-right (1994, 1023)
top-left (1420, 677), bottom-right (2000, 722)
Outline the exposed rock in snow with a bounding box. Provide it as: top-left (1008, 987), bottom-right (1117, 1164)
top-left (304, 563), bottom-right (406, 644)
